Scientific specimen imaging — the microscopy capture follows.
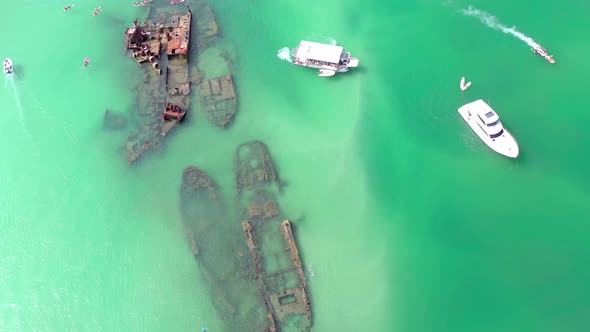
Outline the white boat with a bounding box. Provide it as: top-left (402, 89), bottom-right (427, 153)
top-left (289, 40), bottom-right (359, 77)
top-left (532, 45), bottom-right (555, 64)
top-left (460, 76), bottom-right (472, 91)
top-left (458, 99), bottom-right (519, 158)
top-left (4, 58), bottom-right (13, 74)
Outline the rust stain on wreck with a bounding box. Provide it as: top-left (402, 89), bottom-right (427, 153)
top-left (123, 5), bottom-right (194, 164)
top-left (235, 140), bottom-right (312, 331)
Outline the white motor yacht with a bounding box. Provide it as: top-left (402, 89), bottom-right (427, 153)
top-left (458, 99), bottom-right (519, 158)
top-left (3, 58), bottom-right (13, 75)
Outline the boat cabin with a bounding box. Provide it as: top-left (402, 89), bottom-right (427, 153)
top-left (293, 40), bottom-right (343, 66)
top-left (288, 40), bottom-right (359, 76)
top-left (467, 99), bottom-right (504, 139)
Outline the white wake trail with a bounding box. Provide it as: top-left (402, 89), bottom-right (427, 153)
top-left (276, 47), bottom-right (293, 63)
top-left (6, 75), bottom-right (32, 138)
top-left (8, 76), bottom-right (23, 111)
top-left (462, 6), bottom-right (540, 49)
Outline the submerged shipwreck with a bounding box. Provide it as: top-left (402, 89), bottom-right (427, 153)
top-left (192, 1), bottom-right (238, 128)
top-left (178, 141), bottom-right (312, 331)
top-left (235, 141), bottom-right (312, 331)
top-left (121, 2), bottom-right (239, 164)
top-left (180, 166), bottom-right (267, 331)
top-left (123, 6), bottom-right (194, 163)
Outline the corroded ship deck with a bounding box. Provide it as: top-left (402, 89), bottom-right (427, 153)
top-left (199, 74), bottom-right (236, 128)
top-left (234, 140), bottom-right (280, 192)
top-left (123, 6), bottom-right (193, 163)
top-left (235, 141), bottom-right (311, 331)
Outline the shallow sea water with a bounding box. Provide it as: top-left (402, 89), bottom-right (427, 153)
top-left (1, 0), bottom-right (590, 331)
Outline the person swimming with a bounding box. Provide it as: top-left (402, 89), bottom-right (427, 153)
top-left (83, 56), bottom-right (90, 67)
top-left (63, 4), bottom-right (75, 11)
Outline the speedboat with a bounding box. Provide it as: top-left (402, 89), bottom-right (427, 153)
top-left (532, 45), bottom-right (555, 64)
top-left (458, 99), bottom-right (519, 158)
top-left (460, 76), bottom-right (472, 91)
top-left (3, 58), bottom-right (13, 74)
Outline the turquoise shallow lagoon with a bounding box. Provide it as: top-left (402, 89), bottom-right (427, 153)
top-left (1, 0), bottom-right (590, 331)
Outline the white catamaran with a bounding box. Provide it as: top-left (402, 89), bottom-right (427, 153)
top-left (458, 99), bottom-right (519, 158)
top-left (289, 40), bottom-right (359, 77)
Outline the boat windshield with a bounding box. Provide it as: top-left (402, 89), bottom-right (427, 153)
top-left (490, 129), bottom-right (504, 139)
top-left (487, 119), bottom-right (500, 127)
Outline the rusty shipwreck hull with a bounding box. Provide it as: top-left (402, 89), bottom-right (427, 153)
top-left (123, 6), bottom-right (194, 164)
top-left (234, 141), bottom-right (312, 331)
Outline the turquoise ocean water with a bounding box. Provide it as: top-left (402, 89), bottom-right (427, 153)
top-left (2, 0), bottom-right (590, 331)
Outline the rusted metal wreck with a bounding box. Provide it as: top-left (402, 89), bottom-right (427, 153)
top-left (235, 141), bottom-right (312, 331)
top-left (123, 6), bottom-right (194, 163)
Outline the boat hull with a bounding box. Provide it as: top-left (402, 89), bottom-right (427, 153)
top-left (460, 76), bottom-right (472, 91)
top-left (180, 166), bottom-right (267, 331)
top-left (289, 40), bottom-right (358, 76)
top-left (532, 47), bottom-right (555, 64)
top-left (234, 141), bottom-right (311, 331)
top-left (458, 103), bottom-right (519, 158)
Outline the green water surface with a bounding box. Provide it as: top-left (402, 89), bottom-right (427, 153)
top-left (1, 0), bottom-right (590, 331)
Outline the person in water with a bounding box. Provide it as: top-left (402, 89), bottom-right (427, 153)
top-left (83, 57), bottom-right (90, 67)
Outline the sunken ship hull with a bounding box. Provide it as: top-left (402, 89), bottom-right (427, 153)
top-left (180, 166), bottom-right (267, 331)
top-left (123, 6), bottom-right (194, 164)
top-left (199, 73), bottom-right (237, 128)
top-left (234, 141), bottom-right (312, 331)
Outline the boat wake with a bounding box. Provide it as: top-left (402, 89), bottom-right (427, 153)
top-left (6, 75), bottom-right (32, 138)
top-left (7, 75), bottom-right (24, 116)
top-left (276, 47), bottom-right (293, 63)
top-left (461, 6), bottom-right (540, 49)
